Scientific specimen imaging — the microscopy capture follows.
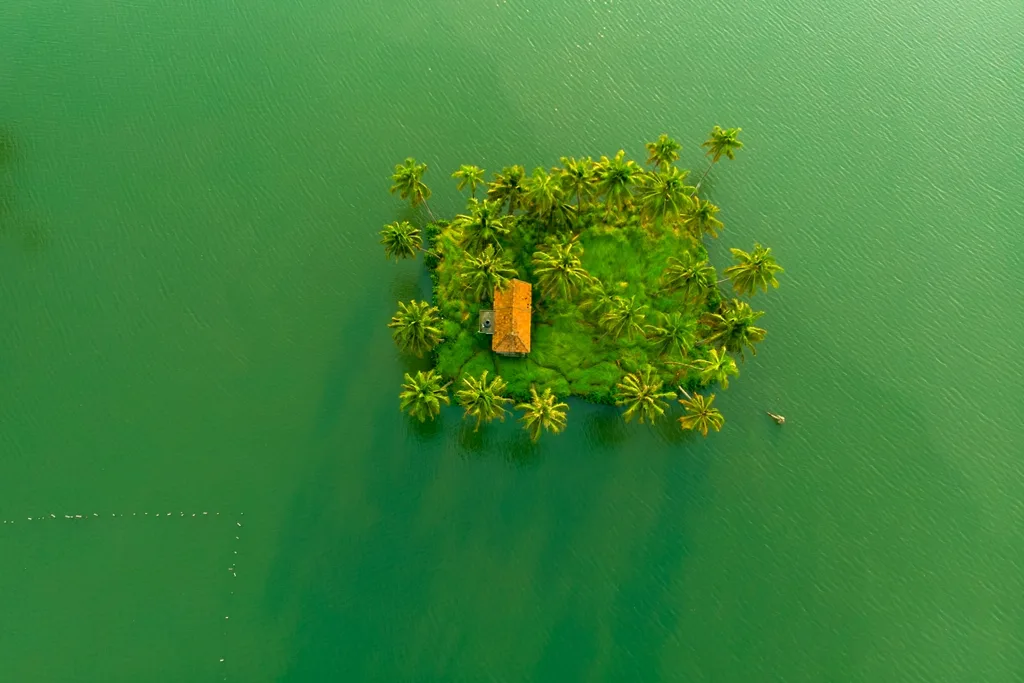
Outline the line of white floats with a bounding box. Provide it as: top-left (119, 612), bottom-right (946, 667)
top-left (3, 512), bottom-right (245, 523)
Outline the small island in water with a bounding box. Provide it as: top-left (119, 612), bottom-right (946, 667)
top-left (382, 127), bottom-right (783, 441)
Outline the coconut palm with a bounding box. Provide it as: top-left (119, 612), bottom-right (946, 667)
top-left (452, 164), bottom-right (485, 198)
top-left (638, 167), bottom-right (694, 225)
top-left (531, 239), bottom-right (591, 301)
top-left (599, 295), bottom-right (648, 340)
top-left (594, 150), bottom-right (641, 211)
top-left (399, 370), bottom-right (451, 422)
top-left (580, 279), bottom-right (616, 318)
top-left (699, 299), bottom-right (767, 359)
top-left (677, 389), bottom-right (724, 437)
top-left (660, 251), bottom-right (716, 305)
top-left (723, 243), bottom-right (784, 296)
top-left (644, 311), bottom-right (696, 359)
top-left (380, 221), bottom-right (422, 261)
top-left (695, 126), bottom-right (743, 192)
top-left (516, 386), bottom-right (569, 442)
top-left (390, 157), bottom-right (434, 218)
top-left (645, 134), bottom-right (681, 171)
top-left (682, 197), bottom-right (724, 240)
top-left (523, 167), bottom-right (564, 221)
top-left (690, 346), bottom-right (739, 389)
top-left (453, 198), bottom-right (511, 254)
top-left (388, 300), bottom-right (443, 357)
top-left (460, 245), bottom-right (518, 302)
top-left (487, 165), bottom-right (527, 215)
top-left (558, 156), bottom-right (596, 208)
top-left (615, 365), bottom-right (676, 424)
top-left (455, 370), bottom-right (513, 431)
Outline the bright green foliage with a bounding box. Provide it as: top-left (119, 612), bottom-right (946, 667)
top-left (660, 251), bottom-right (716, 305)
top-left (700, 299), bottom-right (767, 359)
top-left (579, 278), bottom-right (615, 318)
top-left (558, 156), bottom-right (596, 207)
top-left (677, 390), bottom-right (724, 436)
top-left (645, 134), bottom-right (681, 170)
top-left (380, 221), bottom-right (422, 261)
top-left (455, 370), bottom-right (513, 430)
top-left (644, 311), bottom-right (696, 359)
top-left (460, 245), bottom-right (518, 302)
top-left (487, 165), bottom-right (527, 215)
top-left (453, 198), bottom-right (510, 254)
top-left (399, 370), bottom-right (451, 422)
top-left (516, 386), bottom-right (569, 441)
top-left (683, 197), bottom-right (724, 240)
top-left (531, 239), bottom-right (591, 301)
top-left (615, 365), bottom-right (676, 424)
top-left (390, 157), bottom-right (431, 208)
top-left (524, 167), bottom-right (563, 220)
top-left (452, 164), bottom-right (485, 198)
top-left (600, 295), bottom-right (648, 340)
top-left (691, 346), bottom-right (739, 389)
top-left (388, 300), bottom-right (443, 357)
top-left (702, 126), bottom-right (744, 163)
top-left (724, 243), bottom-right (784, 296)
top-left (594, 150), bottom-right (641, 210)
top-left (639, 167), bottom-right (693, 224)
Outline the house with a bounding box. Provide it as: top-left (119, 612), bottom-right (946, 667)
top-left (491, 279), bottom-right (532, 356)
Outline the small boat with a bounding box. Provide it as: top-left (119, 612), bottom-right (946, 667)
top-left (766, 411), bottom-right (785, 425)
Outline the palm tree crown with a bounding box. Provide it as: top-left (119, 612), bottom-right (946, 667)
top-left (645, 134), bottom-right (682, 170)
top-left (677, 390), bottom-right (724, 436)
top-left (516, 387), bottom-right (569, 442)
top-left (723, 243), bottom-right (783, 296)
top-left (644, 311), bottom-right (696, 359)
top-left (615, 365), bottom-right (676, 424)
top-left (594, 150), bottom-right (640, 210)
top-left (460, 245), bottom-right (518, 302)
top-left (701, 126), bottom-right (744, 163)
top-left (487, 165), bottom-right (527, 215)
top-left (600, 295), bottom-right (648, 340)
top-left (388, 300), bottom-right (443, 357)
top-left (380, 221), bottom-right (422, 261)
top-left (456, 370), bottom-right (513, 430)
top-left (390, 157), bottom-right (432, 210)
top-left (558, 156), bottom-right (596, 208)
top-left (660, 251), bottom-right (716, 305)
top-left (399, 370), bottom-right (451, 422)
top-left (452, 165), bottom-right (485, 198)
top-left (691, 346), bottom-right (739, 389)
top-left (683, 197), bottom-right (724, 240)
top-left (639, 167), bottom-right (693, 224)
top-left (453, 198), bottom-right (511, 254)
top-left (531, 239), bottom-right (591, 301)
top-left (524, 167), bottom-right (563, 220)
top-left (700, 299), bottom-right (767, 359)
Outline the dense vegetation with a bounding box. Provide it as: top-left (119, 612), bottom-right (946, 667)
top-left (383, 127), bottom-right (783, 441)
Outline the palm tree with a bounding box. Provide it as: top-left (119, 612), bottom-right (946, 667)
top-left (690, 346), bottom-right (739, 389)
top-left (695, 126), bottom-right (743, 192)
top-left (523, 167), bottom-right (563, 221)
top-left (723, 243), bottom-right (784, 296)
top-left (677, 389), bottom-right (724, 437)
top-left (453, 198), bottom-right (511, 254)
top-left (682, 197), bottom-right (724, 240)
top-left (380, 221), bottom-right (422, 261)
top-left (638, 167), bottom-right (693, 225)
top-left (699, 299), bottom-right (767, 359)
top-left (516, 386), bottom-right (569, 442)
top-left (594, 150), bottom-right (641, 211)
top-left (660, 251), bottom-right (716, 305)
top-left (460, 245), bottom-right (518, 302)
top-left (615, 365), bottom-right (676, 424)
top-left (645, 134), bottom-right (681, 171)
top-left (388, 300), bottom-right (443, 357)
top-left (487, 165), bottom-right (527, 215)
top-left (455, 370), bottom-right (513, 430)
top-left (390, 157), bottom-right (434, 218)
top-left (531, 239), bottom-right (591, 301)
top-left (580, 279), bottom-right (616, 318)
top-left (399, 370), bottom-right (451, 422)
top-left (558, 156), bottom-right (596, 208)
top-left (452, 165), bottom-right (485, 198)
top-left (599, 295), bottom-right (648, 340)
top-left (644, 311), bottom-right (696, 359)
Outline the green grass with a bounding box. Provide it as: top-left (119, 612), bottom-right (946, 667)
top-left (429, 216), bottom-right (715, 404)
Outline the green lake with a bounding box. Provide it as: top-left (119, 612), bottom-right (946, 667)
top-left (1, 0), bottom-right (1022, 680)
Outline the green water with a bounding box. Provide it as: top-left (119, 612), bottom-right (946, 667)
top-left (2, 0), bottom-right (1022, 680)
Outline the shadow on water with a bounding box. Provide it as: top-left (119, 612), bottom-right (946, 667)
top-left (0, 127), bottom-right (51, 253)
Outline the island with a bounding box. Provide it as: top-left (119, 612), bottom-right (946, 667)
top-left (382, 127), bottom-right (783, 441)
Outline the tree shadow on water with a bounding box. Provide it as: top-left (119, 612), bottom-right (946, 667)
top-left (501, 430), bottom-right (542, 469)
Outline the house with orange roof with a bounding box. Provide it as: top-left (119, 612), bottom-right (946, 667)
top-left (488, 279), bottom-right (532, 356)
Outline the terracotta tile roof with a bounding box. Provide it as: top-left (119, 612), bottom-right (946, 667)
top-left (492, 279), bottom-right (531, 355)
